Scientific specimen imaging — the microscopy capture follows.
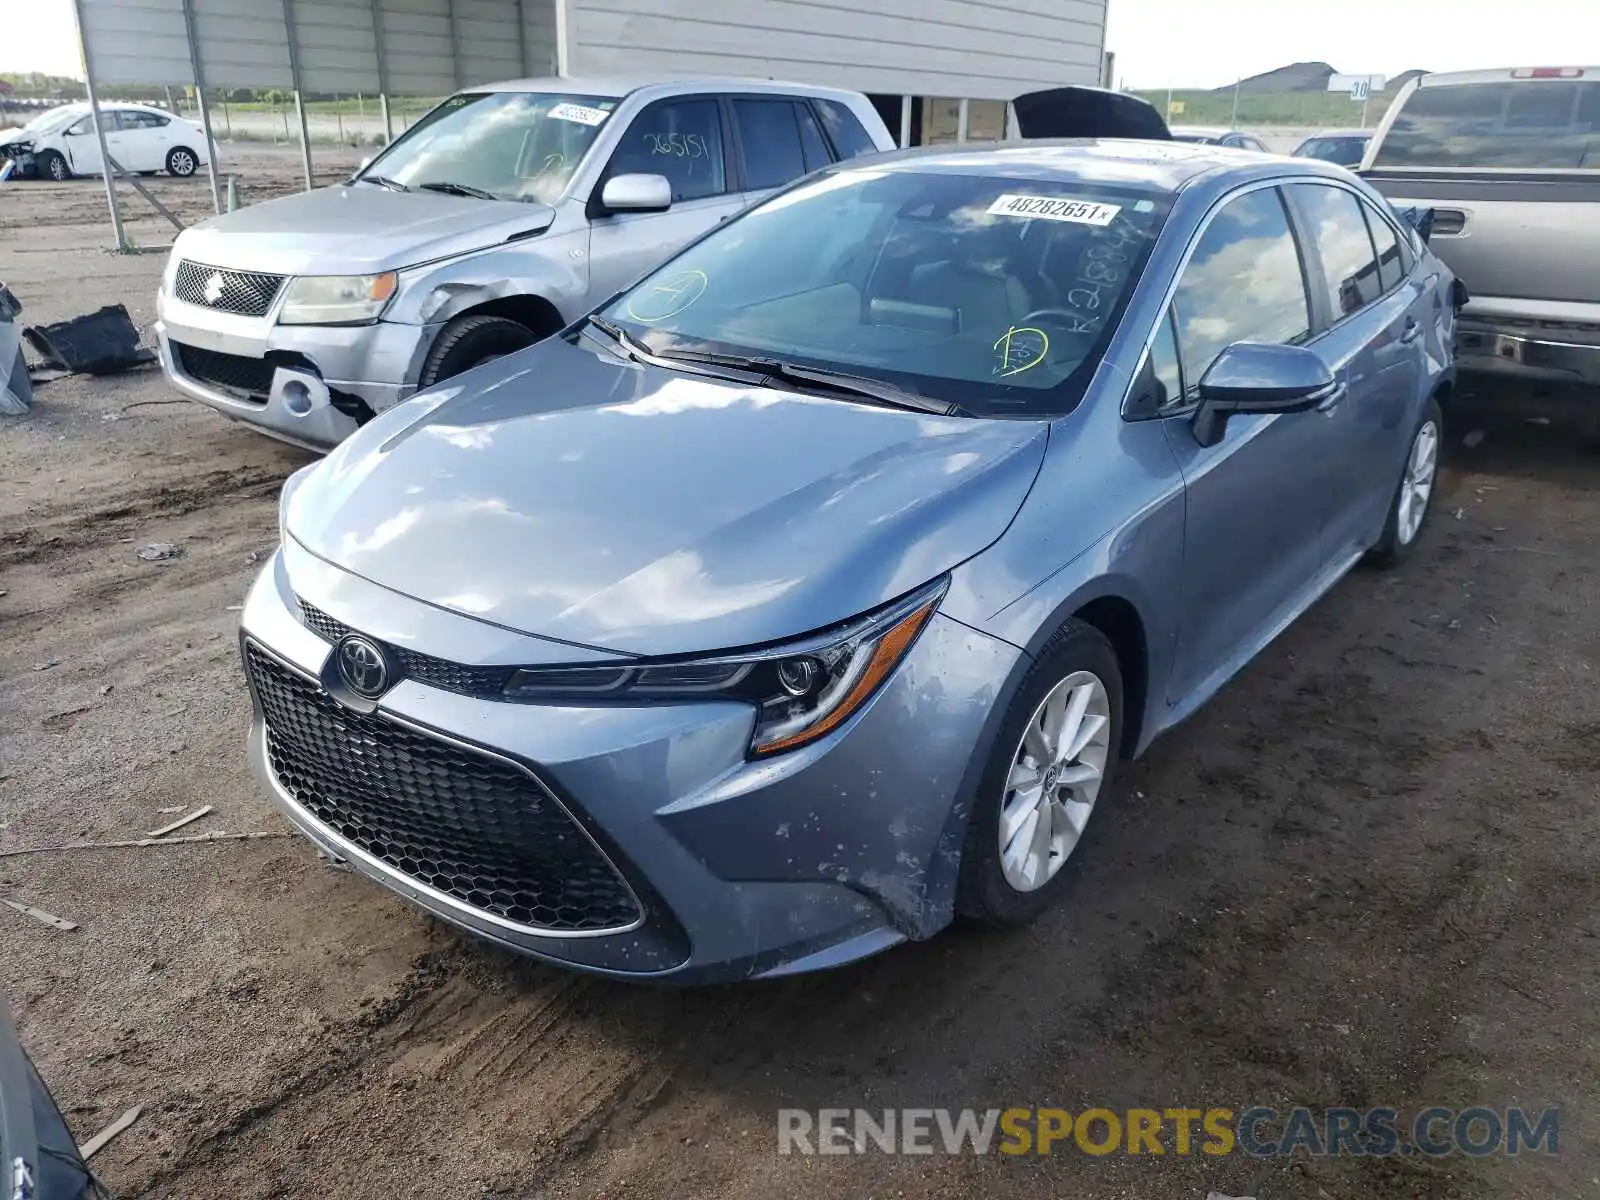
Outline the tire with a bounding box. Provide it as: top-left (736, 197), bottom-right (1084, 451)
top-left (37, 150), bottom-right (69, 182)
top-left (419, 315), bottom-right (538, 388)
top-left (166, 146), bottom-right (199, 177)
top-left (1367, 396), bottom-right (1443, 568)
top-left (955, 620), bottom-right (1124, 927)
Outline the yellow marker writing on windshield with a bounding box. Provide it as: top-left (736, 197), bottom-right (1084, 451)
top-left (625, 269), bottom-right (709, 323)
top-left (994, 326), bottom-right (1049, 377)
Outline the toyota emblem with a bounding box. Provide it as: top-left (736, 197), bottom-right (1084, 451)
top-left (203, 271), bottom-right (226, 304)
top-left (336, 635), bottom-right (390, 699)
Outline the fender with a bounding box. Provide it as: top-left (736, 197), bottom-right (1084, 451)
top-left (386, 226), bottom-right (593, 330)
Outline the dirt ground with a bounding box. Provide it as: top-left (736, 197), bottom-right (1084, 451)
top-left (1, 150), bottom-right (1595, 1200)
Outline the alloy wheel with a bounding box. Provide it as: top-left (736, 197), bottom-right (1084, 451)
top-left (170, 150), bottom-right (196, 176)
top-left (998, 670), bottom-right (1111, 892)
top-left (1397, 419), bottom-right (1439, 546)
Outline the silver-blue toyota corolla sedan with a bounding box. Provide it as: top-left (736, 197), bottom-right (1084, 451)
top-left (241, 140), bottom-right (1458, 982)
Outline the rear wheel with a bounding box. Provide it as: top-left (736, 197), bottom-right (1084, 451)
top-left (37, 150), bottom-right (69, 182)
top-left (419, 315), bottom-right (538, 387)
top-left (166, 146), bottom-right (199, 177)
top-left (956, 621), bottom-right (1122, 927)
top-left (1367, 397), bottom-right (1443, 567)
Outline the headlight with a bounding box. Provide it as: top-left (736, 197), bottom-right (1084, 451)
top-left (278, 272), bottom-right (398, 325)
top-left (503, 579), bottom-right (947, 757)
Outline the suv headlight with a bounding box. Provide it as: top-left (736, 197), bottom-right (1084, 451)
top-left (504, 579), bottom-right (947, 757)
top-left (278, 272), bottom-right (398, 325)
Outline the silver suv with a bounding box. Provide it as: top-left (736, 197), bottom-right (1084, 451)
top-left (155, 76), bottom-right (893, 449)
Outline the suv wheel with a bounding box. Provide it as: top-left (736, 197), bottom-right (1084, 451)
top-left (419, 315), bottom-right (539, 387)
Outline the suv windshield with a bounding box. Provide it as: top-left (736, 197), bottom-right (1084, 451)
top-left (357, 91), bottom-right (620, 203)
top-left (598, 168), bottom-right (1171, 416)
top-left (1374, 80), bottom-right (1600, 169)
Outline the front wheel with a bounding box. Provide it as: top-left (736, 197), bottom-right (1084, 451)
top-left (418, 314), bottom-right (538, 387)
top-left (166, 146), bottom-right (199, 177)
top-left (956, 620), bottom-right (1123, 927)
top-left (1367, 397), bottom-right (1443, 568)
top-left (37, 150), bottom-right (69, 182)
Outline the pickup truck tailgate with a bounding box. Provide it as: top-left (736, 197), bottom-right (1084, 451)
top-left (1364, 170), bottom-right (1600, 308)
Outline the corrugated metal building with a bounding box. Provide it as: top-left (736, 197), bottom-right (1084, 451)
top-left (69, 0), bottom-right (1108, 241)
top-left (558, 0), bottom-right (1110, 144)
top-left (76, 0), bottom-right (1108, 145)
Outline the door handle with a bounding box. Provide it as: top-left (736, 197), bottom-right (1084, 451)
top-left (1400, 317), bottom-right (1423, 345)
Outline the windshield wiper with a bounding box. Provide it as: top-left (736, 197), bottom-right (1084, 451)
top-left (584, 315), bottom-right (652, 363)
top-left (356, 174), bottom-right (409, 192)
top-left (418, 181), bottom-right (501, 201)
top-left (654, 350), bottom-right (958, 416)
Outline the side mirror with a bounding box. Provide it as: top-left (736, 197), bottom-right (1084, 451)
top-left (600, 173), bottom-right (672, 214)
top-left (1192, 342), bottom-right (1338, 448)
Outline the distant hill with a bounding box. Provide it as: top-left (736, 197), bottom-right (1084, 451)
top-left (1218, 62), bottom-right (1335, 94)
top-left (1212, 62), bottom-right (1430, 95)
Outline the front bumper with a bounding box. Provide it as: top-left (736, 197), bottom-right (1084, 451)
top-left (240, 541), bottom-right (1022, 982)
top-left (156, 292), bottom-right (436, 450)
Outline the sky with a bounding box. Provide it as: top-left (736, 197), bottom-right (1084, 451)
top-left (1105, 0), bottom-right (1592, 90)
top-left (1, 0), bottom-right (1592, 88)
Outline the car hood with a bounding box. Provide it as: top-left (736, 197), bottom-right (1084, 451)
top-left (286, 338), bottom-right (1049, 657)
top-left (175, 185), bottom-right (556, 275)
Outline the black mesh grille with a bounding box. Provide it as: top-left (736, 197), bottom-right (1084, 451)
top-left (247, 643), bottom-right (641, 932)
top-left (298, 600), bottom-right (350, 643)
top-left (297, 599), bottom-right (514, 699)
top-left (174, 260), bottom-right (286, 317)
top-left (172, 341), bottom-right (274, 400)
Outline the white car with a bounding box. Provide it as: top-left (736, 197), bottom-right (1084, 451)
top-left (2, 102), bottom-right (211, 181)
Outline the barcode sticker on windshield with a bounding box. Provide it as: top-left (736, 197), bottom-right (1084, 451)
top-left (987, 195), bottom-right (1121, 226)
top-left (549, 102), bottom-right (610, 126)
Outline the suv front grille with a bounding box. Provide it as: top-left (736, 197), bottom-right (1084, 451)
top-left (172, 341), bottom-right (274, 400)
top-left (247, 643), bottom-right (641, 933)
top-left (173, 260), bottom-right (286, 317)
top-left (296, 599), bottom-right (515, 699)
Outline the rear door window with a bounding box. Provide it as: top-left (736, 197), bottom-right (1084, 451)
top-left (796, 103), bottom-right (833, 172)
top-left (1173, 186), bottom-right (1312, 393)
top-left (1290, 183), bottom-right (1383, 319)
top-left (734, 99), bottom-right (809, 190)
top-left (1373, 79), bottom-right (1600, 169)
top-left (1362, 202), bottom-right (1405, 293)
top-left (815, 99), bottom-right (879, 159)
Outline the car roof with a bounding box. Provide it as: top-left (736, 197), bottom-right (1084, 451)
top-left (1304, 129), bottom-right (1371, 139)
top-left (468, 74), bottom-right (869, 103)
top-left (854, 139), bottom-right (1292, 192)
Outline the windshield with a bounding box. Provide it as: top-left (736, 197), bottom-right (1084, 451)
top-left (357, 91), bottom-right (619, 203)
top-left (12, 107), bottom-right (80, 138)
top-left (598, 168), bottom-right (1171, 416)
top-left (1374, 80), bottom-right (1600, 169)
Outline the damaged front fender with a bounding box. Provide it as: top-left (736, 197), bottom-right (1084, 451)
top-left (389, 226), bottom-right (592, 329)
